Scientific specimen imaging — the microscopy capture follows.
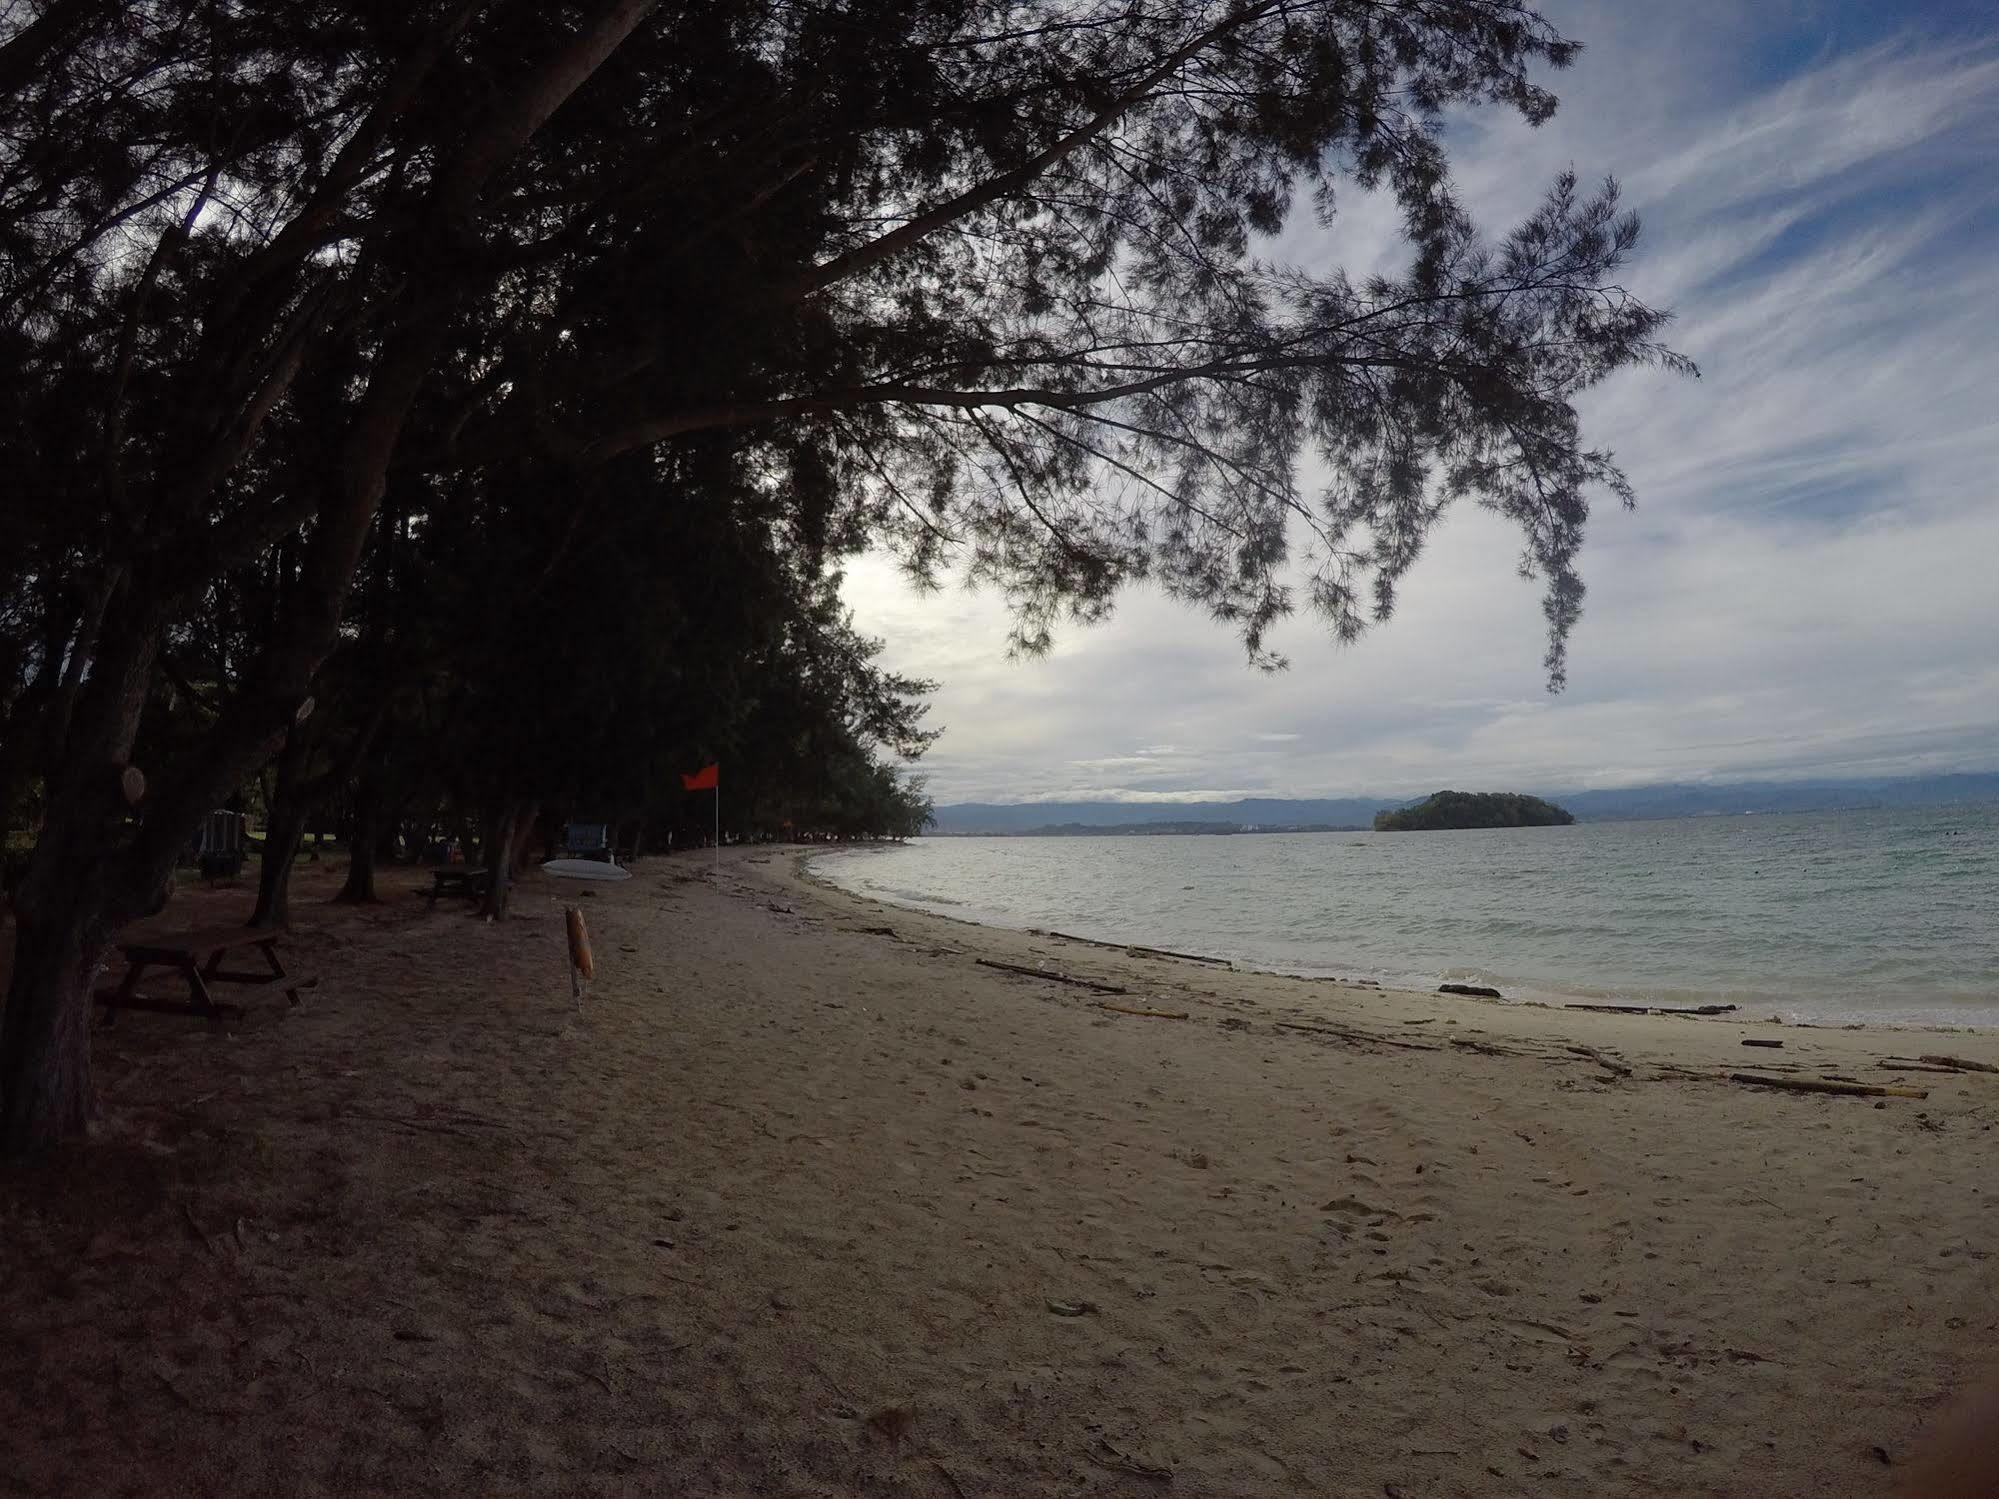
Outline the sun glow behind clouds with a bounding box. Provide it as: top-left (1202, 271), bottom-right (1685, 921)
top-left (845, 3), bottom-right (1999, 803)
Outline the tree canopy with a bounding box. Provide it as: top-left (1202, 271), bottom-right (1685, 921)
top-left (1, 0), bottom-right (1682, 1154)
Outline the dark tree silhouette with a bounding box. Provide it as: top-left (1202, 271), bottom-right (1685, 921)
top-left (0, 0), bottom-right (1685, 1154)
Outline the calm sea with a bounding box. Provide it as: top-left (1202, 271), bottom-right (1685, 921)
top-left (811, 805), bottom-right (1999, 1027)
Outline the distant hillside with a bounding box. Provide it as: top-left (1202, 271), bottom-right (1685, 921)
top-left (987, 819), bottom-right (1360, 837)
top-left (928, 773), bottom-right (1999, 834)
top-left (1373, 790), bottom-right (1573, 831)
top-left (930, 797), bottom-right (1383, 834)
top-left (1551, 774), bottom-right (1999, 820)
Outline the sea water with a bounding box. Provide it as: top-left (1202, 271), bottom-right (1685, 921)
top-left (811, 804), bottom-right (1999, 1027)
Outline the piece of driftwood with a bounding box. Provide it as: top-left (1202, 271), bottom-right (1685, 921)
top-left (1730, 1072), bottom-right (1927, 1100)
top-left (1274, 1020), bottom-right (1442, 1053)
top-left (976, 958), bottom-right (1127, 995)
top-left (1919, 1054), bottom-right (1999, 1074)
top-left (1033, 928), bottom-right (1231, 967)
top-left (1439, 983), bottom-right (1502, 999)
top-left (1876, 1063), bottom-right (1964, 1075)
top-left (1740, 1038), bottom-right (1784, 1048)
top-left (1033, 928), bottom-right (1122, 950)
top-left (1564, 1044), bottom-right (1633, 1076)
top-left (1097, 1002), bottom-right (1189, 1019)
top-left (1126, 942), bottom-right (1232, 968)
top-left (1565, 1002), bottom-right (1738, 1016)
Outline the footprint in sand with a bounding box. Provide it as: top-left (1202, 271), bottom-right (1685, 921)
top-left (1492, 1316), bottom-right (1582, 1345)
top-left (1320, 1196), bottom-right (1401, 1219)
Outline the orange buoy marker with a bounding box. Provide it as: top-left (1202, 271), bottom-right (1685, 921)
top-left (566, 906), bottom-right (595, 1001)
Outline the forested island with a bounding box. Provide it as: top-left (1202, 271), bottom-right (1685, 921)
top-left (1373, 791), bottom-right (1575, 831)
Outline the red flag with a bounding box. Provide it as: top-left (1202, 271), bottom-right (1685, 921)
top-left (681, 763), bottom-right (718, 791)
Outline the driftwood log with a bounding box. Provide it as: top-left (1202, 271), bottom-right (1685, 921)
top-left (1097, 1003), bottom-right (1190, 1019)
top-left (1439, 983), bottom-right (1503, 999)
top-left (1730, 1072), bottom-right (1927, 1100)
top-left (1566, 1002), bottom-right (1738, 1016)
top-left (1125, 943), bottom-right (1231, 968)
top-left (1274, 1020), bottom-right (1442, 1053)
top-left (1564, 1044), bottom-right (1633, 1076)
top-left (976, 958), bottom-right (1127, 995)
top-left (1919, 1054), bottom-right (1999, 1074)
top-left (1032, 928), bottom-right (1232, 967)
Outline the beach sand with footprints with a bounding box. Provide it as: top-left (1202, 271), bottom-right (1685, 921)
top-left (4, 848), bottom-right (1997, 1496)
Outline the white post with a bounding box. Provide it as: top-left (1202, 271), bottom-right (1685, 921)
top-left (712, 782), bottom-right (720, 870)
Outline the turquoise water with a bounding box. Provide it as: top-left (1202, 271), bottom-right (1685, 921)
top-left (812, 805), bottom-right (1999, 1027)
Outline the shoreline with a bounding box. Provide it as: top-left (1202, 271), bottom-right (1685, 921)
top-left (5, 848), bottom-right (1998, 1496)
top-left (777, 848), bottom-right (1999, 1069)
top-left (801, 843), bottom-right (1999, 1033)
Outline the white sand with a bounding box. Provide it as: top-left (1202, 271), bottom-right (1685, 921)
top-left (2, 848), bottom-right (1995, 1496)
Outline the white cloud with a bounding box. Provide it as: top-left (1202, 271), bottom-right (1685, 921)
top-left (846, 11), bottom-right (1999, 803)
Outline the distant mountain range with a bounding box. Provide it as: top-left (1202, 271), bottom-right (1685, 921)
top-left (928, 773), bottom-right (1999, 835)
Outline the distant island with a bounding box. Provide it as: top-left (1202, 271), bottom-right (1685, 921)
top-left (1373, 790), bottom-right (1575, 831)
top-left (925, 774), bottom-right (1999, 835)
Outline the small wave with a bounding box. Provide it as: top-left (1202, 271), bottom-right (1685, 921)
top-left (870, 884), bottom-right (965, 908)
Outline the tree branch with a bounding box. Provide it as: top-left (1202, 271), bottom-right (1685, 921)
top-left (786, 0), bottom-right (1281, 300)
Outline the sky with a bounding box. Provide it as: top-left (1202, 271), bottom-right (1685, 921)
top-left (842, 0), bottom-right (1999, 805)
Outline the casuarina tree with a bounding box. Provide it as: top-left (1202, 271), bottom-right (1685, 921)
top-left (0, 0), bottom-right (1685, 1155)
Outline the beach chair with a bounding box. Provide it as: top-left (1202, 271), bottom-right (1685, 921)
top-left (559, 821), bottom-right (614, 863)
top-left (193, 810), bottom-right (249, 880)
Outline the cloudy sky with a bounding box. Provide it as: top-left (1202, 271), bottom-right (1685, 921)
top-left (844, 0), bottom-right (1999, 805)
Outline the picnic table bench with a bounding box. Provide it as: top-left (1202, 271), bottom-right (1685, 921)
top-left (94, 926), bottom-right (312, 1024)
top-left (424, 867), bottom-right (491, 906)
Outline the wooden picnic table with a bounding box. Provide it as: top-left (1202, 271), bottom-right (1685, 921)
top-left (94, 925), bottom-right (311, 1024)
top-left (424, 867), bottom-right (491, 906)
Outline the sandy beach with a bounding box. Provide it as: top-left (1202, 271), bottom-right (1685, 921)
top-left (3, 848), bottom-right (1996, 1497)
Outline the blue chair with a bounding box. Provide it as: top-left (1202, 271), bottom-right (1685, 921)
top-left (559, 822), bottom-right (614, 863)
top-left (194, 810), bottom-right (248, 880)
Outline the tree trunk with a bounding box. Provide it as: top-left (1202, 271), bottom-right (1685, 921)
top-left (478, 802), bottom-right (519, 920)
top-left (250, 801), bottom-right (311, 928)
top-left (0, 878), bottom-right (109, 1155)
top-left (507, 801), bottom-right (540, 878)
top-left (0, 607), bottom-right (164, 1158)
top-left (336, 779), bottom-right (380, 903)
top-left (249, 719), bottom-right (317, 928)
